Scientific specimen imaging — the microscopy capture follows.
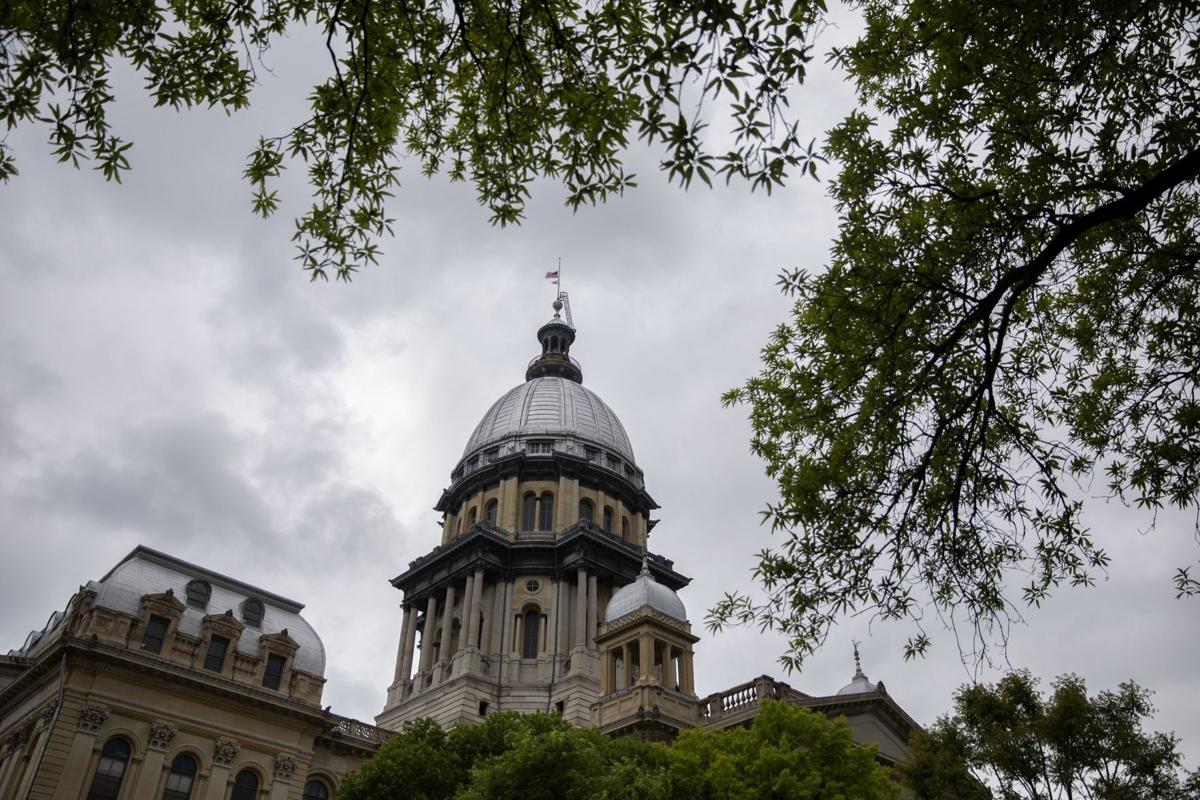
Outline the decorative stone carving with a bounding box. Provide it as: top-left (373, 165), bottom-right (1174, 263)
top-left (40, 700), bottom-right (58, 727)
top-left (77, 704), bottom-right (109, 733)
top-left (273, 754), bottom-right (297, 780)
top-left (213, 737), bottom-right (240, 766)
top-left (5, 720), bottom-right (33, 752)
top-left (148, 721), bottom-right (178, 750)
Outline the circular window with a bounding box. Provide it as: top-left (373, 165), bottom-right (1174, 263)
top-left (525, 579), bottom-right (541, 594)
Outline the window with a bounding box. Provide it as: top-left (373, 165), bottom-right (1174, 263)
top-left (302, 781), bottom-right (330, 800)
top-left (141, 614), bottom-right (170, 654)
top-left (525, 579), bottom-right (540, 594)
top-left (467, 507), bottom-right (477, 525)
top-left (203, 635), bottom-right (229, 672)
top-left (521, 609), bottom-right (540, 658)
top-left (585, 448), bottom-right (599, 462)
top-left (231, 770), bottom-right (259, 800)
top-left (521, 493), bottom-right (537, 531)
top-left (241, 598), bottom-right (264, 628)
top-left (527, 440), bottom-right (553, 455)
top-left (483, 447), bottom-right (500, 463)
top-left (622, 517), bottom-right (630, 539)
top-left (538, 492), bottom-right (554, 531)
top-left (478, 700), bottom-right (489, 717)
top-left (185, 580), bottom-right (210, 610)
top-left (263, 654), bottom-right (286, 690)
top-left (86, 737), bottom-right (130, 800)
top-left (578, 499), bottom-right (594, 523)
top-left (485, 499), bottom-right (498, 524)
top-left (162, 754), bottom-right (197, 800)
top-left (603, 506), bottom-right (614, 534)
top-left (608, 455), bottom-right (622, 470)
top-left (555, 700), bottom-right (565, 714)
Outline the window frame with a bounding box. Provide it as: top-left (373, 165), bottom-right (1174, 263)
top-left (184, 580), bottom-right (210, 611)
top-left (578, 498), bottom-right (594, 524)
top-left (301, 779), bottom-right (330, 800)
top-left (203, 634), bottom-right (230, 672)
top-left (241, 598), bottom-right (264, 628)
top-left (520, 493), bottom-right (537, 531)
top-left (230, 769), bottom-right (260, 800)
top-left (263, 653), bottom-right (287, 690)
top-left (603, 506), bottom-right (614, 534)
top-left (161, 754), bottom-right (198, 800)
top-left (141, 614), bottom-right (170, 654)
top-left (485, 499), bottom-right (498, 525)
top-left (86, 737), bottom-right (131, 800)
top-left (538, 492), bottom-right (554, 531)
top-left (521, 608), bottom-right (541, 659)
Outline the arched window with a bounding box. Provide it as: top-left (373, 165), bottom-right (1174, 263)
top-left (603, 506), bottom-right (614, 534)
top-left (86, 737), bottom-right (130, 800)
top-left (302, 780), bottom-right (330, 800)
top-left (241, 598), bottom-right (264, 628)
top-left (578, 498), bottom-right (594, 523)
top-left (521, 493), bottom-right (537, 531)
top-left (230, 770), bottom-right (260, 800)
top-left (521, 608), bottom-right (540, 658)
top-left (485, 499), bottom-right (498, 525)
top-left (622, 517), bottom-right (630, 539)
top-left (467, 506), bottom-right (477, 525)
top-left (185, 580), bottom-right (210, 610)
top-left (538, 492), bottom-right (554, 531)
top-left (162, 754), bottom-right (197, 800)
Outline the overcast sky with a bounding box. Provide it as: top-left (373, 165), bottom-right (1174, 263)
top-left (1, 7), bottom-right (1197, 769)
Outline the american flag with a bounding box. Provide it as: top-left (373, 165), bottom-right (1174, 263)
top-left (545, 271), bottom-right (559, 280)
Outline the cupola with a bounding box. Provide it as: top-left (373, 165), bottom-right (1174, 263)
top-left (525, 298), bottom-right (582, 382)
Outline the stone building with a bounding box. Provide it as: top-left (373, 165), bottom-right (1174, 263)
top-left (0, 546), bottom-right (384, 800)
top-left (2, 298), bottom-right (921, 800)
top-left (378, 299), bottom-right (920, 764)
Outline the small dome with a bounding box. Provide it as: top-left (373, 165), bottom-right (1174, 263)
top-left (604, 561), bottom-right (687, 623)
top-left (836, 646), bottom-right (877, 695)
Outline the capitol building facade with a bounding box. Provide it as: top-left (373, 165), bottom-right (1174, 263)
top-left (0, 302), bottom-right (917, 799)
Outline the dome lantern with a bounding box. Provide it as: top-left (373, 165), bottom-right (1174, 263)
top-left (526, 299), bottom-right (583, 383)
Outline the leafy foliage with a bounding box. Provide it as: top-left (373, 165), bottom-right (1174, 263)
top-left (901, 671), bottom-right (1200, 800)
top-left (1, 0), bottom-right (823, 278)
top-left (715, 0), bottom-right (1200, 667)
top-left (337, 703), bottom-right (896, 800)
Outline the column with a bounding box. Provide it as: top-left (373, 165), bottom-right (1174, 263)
top-left (574, 568), bottom-right (587, 649)
top-left (393, 605), bottom-right (415, 682)
top-left (132, 748), bottom-right (167, 798)
top-left (467, 569), bottom-right (485, 647)
top-left (569, 478), bottom-right (580, 525)
top-left (489, 581), bottom-right (507, 655)
top-left (401, 606), bottom-right (418, 680)
top-left (440, 584), bottom-right (457, 662)
top-left (556, 580), bottom-right (571, 653)
top-left (501, 476), bottom-right (519, 530)
top-left (501, 582), bottom-right (514, 656)
top-left (480, 585), bottom-right (495, 653)
top-left (639, 635), bottom-right (654, 685)
top-left (51, 706), bottom-right (109, 800)
top-left (204, 765), bottom-right (231, 800)
top-left (556, 475), bottom-right (571, 528)
top-left (460, 574), bottom-right (476, 650)
top-left (419, 595), bottom-right (439, 672)
top-left (586, 574), bottom-right (598, 647)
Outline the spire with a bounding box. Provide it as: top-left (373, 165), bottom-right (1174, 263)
top-left (525, 295), bottom-right (583, 383)
top-left (853, 640), bottom-right (864, 678)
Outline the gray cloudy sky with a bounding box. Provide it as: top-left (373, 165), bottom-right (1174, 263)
top-left (1, 8), bottom-right (1197, 768)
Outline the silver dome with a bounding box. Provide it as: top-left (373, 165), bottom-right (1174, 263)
top-left (604, 564), bottom-right (687, 624)
top-left (836, 647), bottom-right (877, 695)
top-left (462, 377), bottom-right (635, 464)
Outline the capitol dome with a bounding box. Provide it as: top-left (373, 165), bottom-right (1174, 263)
top-left (461, 377), bottom-right (636, 464)
top-left (604, 559), bottom-right (688, 623)
top-left (836, 646), bottom-right (878, 695)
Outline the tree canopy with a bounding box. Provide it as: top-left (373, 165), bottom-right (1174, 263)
top-left (1, 0), bottom-right (820, 277)
top-left (901, 671), bottom-right (1200, 800)
top-left (7, 0), bottom-right (1200, 669)
top-left (712, 0), bottom-right (1200, 667)
top-left (337, 703), bottom-right (897, 800)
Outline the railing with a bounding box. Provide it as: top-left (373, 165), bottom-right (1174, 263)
top-left (331, 717), bottom-right (393, 744)
top-left (699, 676), bottom-right (805, 722)
top-left (526, 354), bottom-right (582, 373)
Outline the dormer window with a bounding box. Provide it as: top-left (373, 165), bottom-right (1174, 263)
top-left (263, 653), bottom-right (286, 690)
top-left (203, 635), bottom-right (230, 672)
top-left (585, 448), bottom-right (600, 462)
top-left (241, 598), bottom-right (264, 628)
top-left (483, 447), bottom-right (500, 463)
top-left (185, 580), bottom-right (211, 611)
top-left (141, 614), bottom-right (170, 654)
top-left (527, 440), bottom-right (553, 455)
